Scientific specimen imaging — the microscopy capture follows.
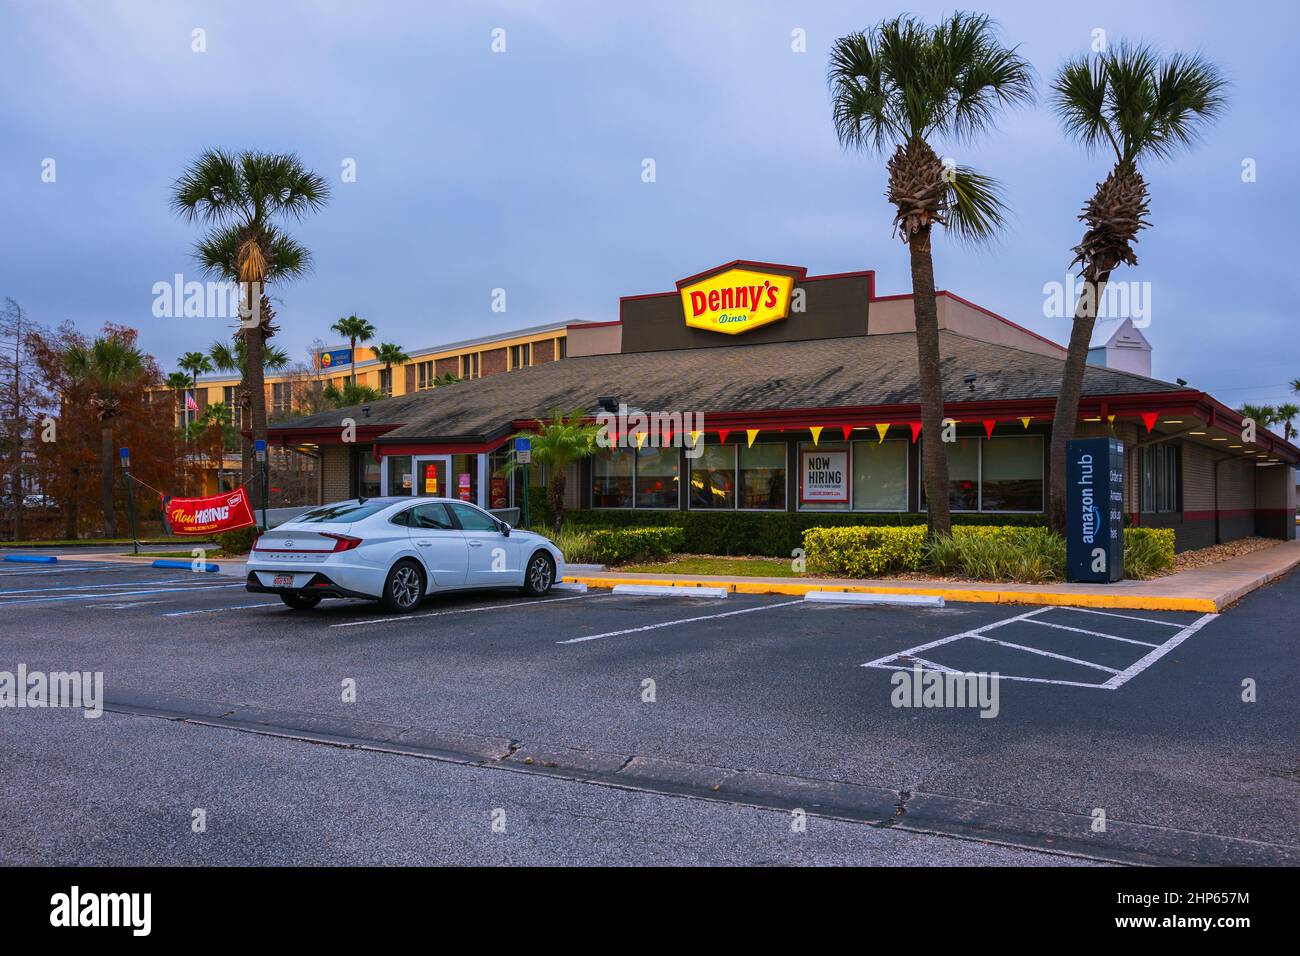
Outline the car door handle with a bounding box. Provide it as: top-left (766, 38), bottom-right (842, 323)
top-left (417, 541), bottom-right (432, 547)
top-left (468, 540), bottom-right (484, 547)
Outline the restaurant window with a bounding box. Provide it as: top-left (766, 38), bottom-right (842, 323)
top-left (919, 435), bottom-right (1046, 513)
top-left (509, 343), bottom-right (531, 369)
top-left (739, 444), bottom-right (786, 510)
top-left (451, 454), bottom-right (479, 504)
top-left (981, 436), bottom-right (1044, 512)
top-left (798, 442), bottom-right (851, 512)
top-left (851, 440), bottom-right (908, 511)
top-left (688, 445), bottom-right (736, 509)
top-left (222, 385), bottom-right (243, 429)
top-left (460, 353), bottom-right (480, 379)
top-left (416, 361), bottom-right (435, 391)
top-left (1139, 443), bottom-right (1181, 513)
top-left (635, 447), bottom-right (679, 509)
top-left (592, 447), bottom-right (635, 508)
top-left (385, 455), bottom-right (413, 495)
top-left (354, 451), bottom-right (381, 499)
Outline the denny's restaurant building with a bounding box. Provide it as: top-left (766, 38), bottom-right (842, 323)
top-left (267, 261), bottom-right (1298, 550)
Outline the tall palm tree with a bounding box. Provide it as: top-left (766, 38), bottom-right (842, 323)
top-left (171, 150), bottom-right (329, 485)
top-left (164, 371), bottom-right (191, 424)
top-left (373, 342), bottom-right (409, 397)
top-left (1274, 403), bottom-right (1299, 443)
top-left (1046, 43), bottom-right (1226, 531)
top-left (330, 315), bottom-right (376, 388)
top-left (829, 13), bottom-right (1033, 537)
top-left (63, 336), bottom-right (146, 537)
top-left (504, 407), bottom-right (600, 534)
top-left (208, 338), bottom-right (289, 433)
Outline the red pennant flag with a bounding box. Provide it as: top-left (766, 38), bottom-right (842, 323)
top-left (1141, 411), bottom-right (1158, 433)
top-left (910, 421), bottom-right (922, 443)
top-left (841, 426), bottom-right (853, 440)
top-left (716, 428), bottom-right (730, 446)
top-left (983, 419), bottom-right (996, 439)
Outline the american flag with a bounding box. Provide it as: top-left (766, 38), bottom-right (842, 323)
top-left (184, 393), bottom-right (198, 412)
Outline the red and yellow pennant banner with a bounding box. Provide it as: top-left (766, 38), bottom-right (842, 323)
top-left (167, 487), bottom-right (256, 536)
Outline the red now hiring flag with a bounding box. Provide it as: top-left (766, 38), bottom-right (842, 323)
top-left (167, 487), bottom-right (256, 535)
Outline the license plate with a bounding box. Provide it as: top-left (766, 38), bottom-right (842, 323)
top-left (273, 574), bottom-right (293, 588)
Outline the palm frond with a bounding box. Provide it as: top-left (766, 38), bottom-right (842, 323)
top-left (942, 165), bottom-right (1010, 244)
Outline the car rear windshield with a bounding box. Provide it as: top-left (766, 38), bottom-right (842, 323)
top-left (297, 501), bottom-right (392, 524)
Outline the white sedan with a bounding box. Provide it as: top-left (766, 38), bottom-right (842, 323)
top-left (245, 497), bottom-right (565, 613)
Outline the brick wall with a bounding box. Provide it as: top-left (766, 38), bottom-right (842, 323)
top-left (482, 347), bottom-right (507, 377)
top-left (435, 357), bottom-right (458, 378)
top-left (534, 339), bottom-right (556, 364)
top-left (321, 446), bottom-right (351, 503)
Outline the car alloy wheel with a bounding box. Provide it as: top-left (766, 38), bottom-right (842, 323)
top-left (524, 553), bottom-right (554, 595)
top-left (383, 561), bottom-right (424, 613)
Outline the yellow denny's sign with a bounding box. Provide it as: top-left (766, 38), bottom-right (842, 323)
top-left (679, 267), bottom-right (795, 335)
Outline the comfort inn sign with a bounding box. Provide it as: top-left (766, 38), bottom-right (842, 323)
top-left (678, 266), bottom-right (796, 335)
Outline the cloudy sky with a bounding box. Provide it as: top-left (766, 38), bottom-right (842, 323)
top-left (2, 0), bottom-right (1296, 408)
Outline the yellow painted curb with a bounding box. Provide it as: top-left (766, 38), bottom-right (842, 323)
top-left (561, 575), bottom-right (1220, 614)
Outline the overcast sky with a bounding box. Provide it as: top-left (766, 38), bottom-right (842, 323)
top-left (2, 0), bottom-right (1296, 408)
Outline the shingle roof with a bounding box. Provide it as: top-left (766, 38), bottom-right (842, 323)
top-left (270, 331), bottom-right (1182, 443)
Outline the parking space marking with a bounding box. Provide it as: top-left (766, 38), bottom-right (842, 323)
top-left (0, 583), bottom-right (243, 608)
top-left (970, 634), bottom-right (1122, 674)
top-left (1023, 617), bottom-right (1159, 647)
top-left (1054, 606), bottom-right (1186, 628)
top-left (0, 577), bottom-right (195, 596)
top-left (329, 592), bottom-right (596, 628)
top-left (163, 602), bottom-right (282, 618)
top-left (0, 563), bottom-right (135, 577)
top-left (558, 599), bottom-right (804, 645)
top-left (862, 604), bottom-right (1218, 691)
top-left (1102, 612), bottom-right (1218, 689)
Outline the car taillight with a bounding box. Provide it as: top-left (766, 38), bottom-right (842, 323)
top-left (322, 533), bottom-right (362, 553)
top-left (251, 534), bottom-right (265, 551)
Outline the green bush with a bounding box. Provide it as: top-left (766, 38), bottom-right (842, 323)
top-left (1124, 527), bottom-right (1176, 578)
top-left (924, 526), bottom-right (1066, 582)
top-left (803, 526), bottom-right (927, 576)
top-left (214, 525), bottom-right (259, 556)
top-left (587, 527), bottom-right (684, 565)
top-left (533, 526), bottom-right (599, 565)
top-left (559, 509), bottom-right (1043, 558)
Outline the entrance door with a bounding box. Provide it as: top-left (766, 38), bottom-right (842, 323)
top-left (413, 456), bottom-right (451, 498)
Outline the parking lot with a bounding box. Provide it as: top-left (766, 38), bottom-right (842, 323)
top-left (1, 552), bottom-right (1298, 864)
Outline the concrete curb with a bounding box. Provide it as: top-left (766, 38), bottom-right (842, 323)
top-left (2, 554), bottom-right (58, 564)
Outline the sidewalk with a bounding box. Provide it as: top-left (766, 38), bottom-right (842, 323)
top-left (563, 538), bottom-right (1300, 613)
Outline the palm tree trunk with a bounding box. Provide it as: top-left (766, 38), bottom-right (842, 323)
top-left (100, 421), bottom-right (116, 537)
top-left (1048, 271), bottom-right (1112, 532)
top-left (908, 227), bottom-right (951, 537)
top-left (547, 471), bottom-right (566, 535)
top-left (245, 323), bottom-right (266, 494)
top-left (64, 466), bottom-right (79, 539)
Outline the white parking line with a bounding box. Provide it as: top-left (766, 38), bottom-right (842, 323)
top-left (558, 599), bottom-right (804, 645)
top-left (1102, 612), bottom-right (1219, 689)
top-left (970, 634), bottom-right (1122, 674)
top-left (163, 602), bottom-right (282, 618)
top-left (330, 592), bottom-right (595, 628)
top-left (1024, 617), bottom-right (1159, 647)
top-left (0, 563), bottom-right (131, 577)
top-left (0, 583), bottom-right (243, 608)
top-left (862, 604), bottom-right (1216, 691)
top-left (0, 578), bottom-right (194, 596)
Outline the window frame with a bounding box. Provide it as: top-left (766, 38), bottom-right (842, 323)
top-left (591, 445), bottom-right (679, 510)
top-left (687, 443), bottom-right (790, 512)
top-left (916, 433), bottom-right (1046, 514)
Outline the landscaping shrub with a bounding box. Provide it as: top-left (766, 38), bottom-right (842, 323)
top-left (587, 527), bottom-right (684, 565)
top-left (559, 509), bottom-right (1043, 558)
top-left (214, 525), bottom-right (259, 556)
top-left (1124, 527), bottom-right (1176, 578)
top-left (924, 526), bottom-right (1066, 582)
top-left (802, 526), bottom-right (927, 576)
top-left (534, 526), bottom-right (599, 565)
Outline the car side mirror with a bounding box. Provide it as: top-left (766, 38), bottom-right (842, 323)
top-left (499, 521), bottom-right (510, 536)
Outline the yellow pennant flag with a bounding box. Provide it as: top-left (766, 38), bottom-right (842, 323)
top-left (689, 430), bottom-right (702, 447)
top-left (746, 429), bottom-right (760, 448)
top-left (634, 431), bottom-right (648, 449)
top-left (1020, 417), bottom-right (1032, 429)
top-left (809, 426), bottom-right (823, 446)
top-left (875, 423), bottom-right (889, 443)
top-left (1107, 414), bottom-right (1116, 426)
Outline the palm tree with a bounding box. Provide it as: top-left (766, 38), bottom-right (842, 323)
top-left (503, 407), bottom-right (599, 534)
top-left (1046, 43), bottom-right (1226, 531)
top-left (171, 149), bottom-right (329, 486)
top-left (164, 371), bottom-right (191, 424)
top-left (373, 342), bottom-right (409, 397)
top-left (63, 336), bottom-right (145, 537)
top-left (829, 13), bottom-right (1033, 537)
top-left (1274, 403), bottom-right (1299, 443)
top-left (330, 315), bottom-right (376, 388)
top-left (208, 339), bottom-right (289, 435)
top-left (322, 381), bottom-right (383, 409)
